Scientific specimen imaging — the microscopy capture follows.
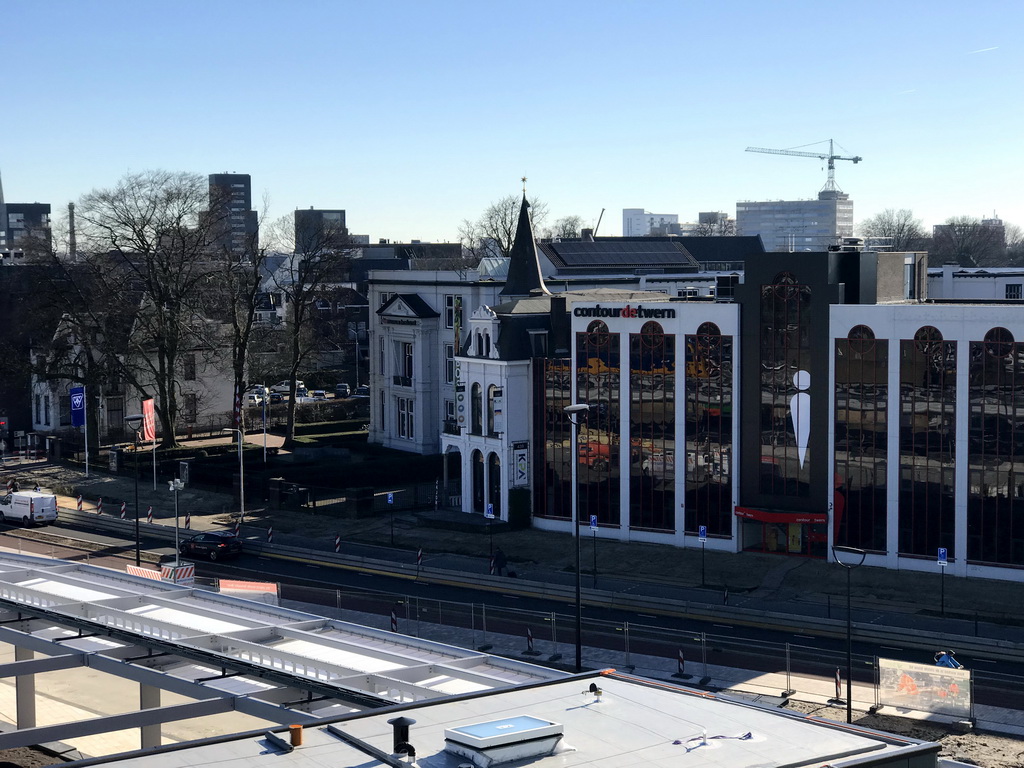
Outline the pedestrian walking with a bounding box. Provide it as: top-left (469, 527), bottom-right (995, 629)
top-left (494, 547), bottom-right (508, 577)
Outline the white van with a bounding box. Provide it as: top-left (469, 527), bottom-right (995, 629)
top-left (0, 491), bottom-right (59, 526)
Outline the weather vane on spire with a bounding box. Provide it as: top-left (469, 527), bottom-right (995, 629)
top-left (521, 176), bottom-right (527, 195)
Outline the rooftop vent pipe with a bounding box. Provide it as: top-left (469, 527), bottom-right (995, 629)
top-left (389, 716), bottom-right (417, 758)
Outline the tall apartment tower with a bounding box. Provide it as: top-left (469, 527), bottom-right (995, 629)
top-left (736, 190), bottom-right (853, 252)
top-left (622, 208), bottom-right (680, 237)
top-left (206, 173), bottom-right (258, 258)
top-left (294, 208), bottom-right (347, 254)
top-left (0, 171), bottom-right (52, 257)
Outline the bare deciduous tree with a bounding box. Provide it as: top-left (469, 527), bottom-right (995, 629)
top-left (540, 215), bottom-right (585, 240)
top-left (63, 170), bottom-right (226, 446)
top-left (267, 214), bottom-right (353, 447)
top-left (688, 217), bottom-right (737, 237)
top-left (459, 195), bottom-right (549, 258)
top-left (932, 216), bottom-right (1005, 267)
top-left (858, 208), bottom-right (924, 252)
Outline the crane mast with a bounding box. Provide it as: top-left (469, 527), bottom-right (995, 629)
top-left (745, 139), bottom-right (862, 195)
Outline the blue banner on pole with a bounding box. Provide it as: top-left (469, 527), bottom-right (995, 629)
top-left (70, 386), bottom-right (86, 428)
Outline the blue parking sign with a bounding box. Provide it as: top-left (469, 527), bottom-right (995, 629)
top-left (699, 525), bottom-right (707, 542)
top-left (70, 386), bottom-right (86, 428)
top-left (485, 503), bottom-right (494, 519)
top-left (589, 514), bottom-right (598, 530)
top-left (938, 547), bottom-right (948, 566)
top-left (387, 492), bottom-right (394, 505)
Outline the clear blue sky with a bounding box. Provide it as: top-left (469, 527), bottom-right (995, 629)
top-left (4, 0), bottom-right (1021, 241)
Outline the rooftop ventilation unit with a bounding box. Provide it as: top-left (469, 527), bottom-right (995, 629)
top-left (444, 716), bottom-right (565, 768)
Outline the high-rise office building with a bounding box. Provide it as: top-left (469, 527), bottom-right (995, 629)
top-left (736, 190), bottom-right (853, 252)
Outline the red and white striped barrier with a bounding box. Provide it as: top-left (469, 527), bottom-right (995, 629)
top-left (526, 627), bottom-right (535, 653)
top-left (835, 668), bottom-right (842, 701)
top-left (161, 563), bottom-right (195, 584)
top-left (146, 506), bottom-right (153, 523)
top-left (76, 496), bottom-right (83, 511)
top-left (678, 649), bottom-right (686, 676)
top-left (97, 497), bottom-right (103, 514)
top-left (127, 565), bottom-right (162, 580)
top-left (184, 511), bottom-right (191, 529)
top-left (234, 519), bottom-right (240, 536)
top-left (390, 608), bottom-right (398, 632)
top-left (119, 501), bottom-right (126, 519)
top-left (489, 555), bottom-right (495, 575)
top-left (417, 548), bottom-right (423, 567)
top-left (334, 534), bottom-right (341, 553)
top-left (266, 526), bottom-right (273, 544)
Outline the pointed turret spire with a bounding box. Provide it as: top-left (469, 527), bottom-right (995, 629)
top-left (500, 194), bottom-right (549, 298)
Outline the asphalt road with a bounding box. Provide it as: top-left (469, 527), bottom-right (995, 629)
top-left (4, 520), bottom-right (1024, 713)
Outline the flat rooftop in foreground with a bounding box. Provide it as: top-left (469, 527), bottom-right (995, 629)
top-left (109, 672), bottom-right (939, 768)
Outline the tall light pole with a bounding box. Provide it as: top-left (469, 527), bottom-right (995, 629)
top-left (124, 414), bottom-right (144, 566)
top-left (564, 402), bottom-right (590, 673)
top-left (169, 479), bottom-right (184, 567)
top-left (222, 428), bottom-right (245, 528)
top-left (833, 545), bottom-right (866, 724)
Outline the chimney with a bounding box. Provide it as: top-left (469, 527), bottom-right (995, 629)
top-left (581, 228), bottom-right (594, 242)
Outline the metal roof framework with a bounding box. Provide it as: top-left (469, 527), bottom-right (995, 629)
top-left (0, 552), bottom-right (565, 753)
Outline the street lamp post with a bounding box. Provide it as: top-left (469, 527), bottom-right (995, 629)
top-left (124, 414), bottom-right (144, 566)
top-left (221, 428), bottom-right (245, 528)
top-left (833, 545), bottom-right (866, 724)
top-left (169, 478), bottom-right (184, 567)
top-left (564, 402), bottom-right (590, 673)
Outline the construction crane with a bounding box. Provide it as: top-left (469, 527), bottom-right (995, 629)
top-left (745, 139), bottom-right (862, 195)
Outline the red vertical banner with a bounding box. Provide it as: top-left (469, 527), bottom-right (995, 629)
top-left (141, 398), bottom-right (156, 442)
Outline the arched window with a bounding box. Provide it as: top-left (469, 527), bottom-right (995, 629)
top-left (487, 385), bottom-right (498, 435)
top-left (472, 450), bottom-right (485, 513)
top-left (848, 324), bottom-right (875, 355)
top-left (471, 383), bottom-right (483, 434)
top-left (488, 452), bottom-right (501, 517)
top-left (984, 327), bottom-right (1014, 357)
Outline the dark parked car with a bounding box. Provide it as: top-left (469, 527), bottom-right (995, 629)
top-left (355, 384), bottom-right (369, 396)
top-left (335, 383), bottom-right (351, 398)
top-left (269, 392), bottom-right (283, 404)
top-left (179, 531), bottom-right (243, 561)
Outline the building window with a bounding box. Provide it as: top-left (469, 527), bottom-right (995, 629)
top-left (684, 322), bottom-right (733, 537)
top-left (445, 399), bottom-right (456, 421)
top-left (759, 273), bottom-right (812, 499)
top-left (183, 354), bottom-right (196, 381)
top-left (898, 326), bottom-right (956, 558)
top-left (967, 327), bottom-right (1024, 565)
top-left (631, 321), bottom-right (676, 533)
top-left (184, 393), bottom-right (197, 423)
top-left (487, 385), bottom-right (501, 436)
top-left (834, 324), bottom-right (888, 552)
top-left (471, 383), bottom-right (483, 435)
top-left (445, 344), bottom-right (455, 384)
top-left (1006, 284), bottom-right (1022, 300)
top-left (43, 395), bottom-right (50, 426)
top-left (534, 358), bottom-right (573, 521)
top-left (379, 336), bottom-right (385, 375)
top-left (403, 342), bottom-right (414, 379)
top-left (445, 294), bottom-right (457, 329)
top-left (577, 320), bottom-right (621, 527)
top-left (397, 397), bottom-right (415, 439)
top-left (380, 292), bottom-right (395, 308)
